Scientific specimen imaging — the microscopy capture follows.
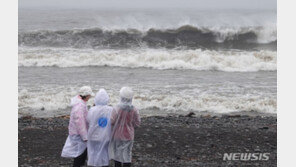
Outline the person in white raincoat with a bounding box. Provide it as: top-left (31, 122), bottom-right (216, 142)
top-left (61, 86), bottom-right (94, 167)
top-left (87, 89), bottom-right (114, 167)
top-left (109, 87), bottom-right (141, 167)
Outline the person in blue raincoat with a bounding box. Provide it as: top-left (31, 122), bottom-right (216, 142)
top-left (87, 89), bottom-right (114, 167)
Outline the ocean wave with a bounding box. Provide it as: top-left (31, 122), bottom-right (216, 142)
top-left (18, 47), bottom-right (277, 72)
top-left (18, 87), bottom-right (276, 117)
top-left (18, 25), bottom-right (276, 50)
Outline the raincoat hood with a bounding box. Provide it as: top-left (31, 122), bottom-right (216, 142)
top-left (70, 95), bottom-right (85, 107)
top-left (94, 89), bottom-right (109, 106)
top-left (119, 87), bottom-right (133, 107)
top-left (120, 87), bottom-right (133, 99)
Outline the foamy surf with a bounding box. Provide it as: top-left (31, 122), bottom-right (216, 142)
top-left (18, 65), bottom-right (276, 117)
top-left (18, 86), bottom-right (276, 117)
top-left (18, 47), bottom-right (276, 72)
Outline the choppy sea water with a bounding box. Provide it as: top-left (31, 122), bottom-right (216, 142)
top-left (18, 67), bottom-right (276, 117)
top-left (18, 9), bottom-right (277, 117)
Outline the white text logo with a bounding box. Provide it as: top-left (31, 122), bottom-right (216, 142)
top-left (223, 153), bottom-right (270, 161)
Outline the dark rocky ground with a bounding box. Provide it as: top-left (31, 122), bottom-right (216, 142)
top-left (19, 114), bottom-right (276, 167)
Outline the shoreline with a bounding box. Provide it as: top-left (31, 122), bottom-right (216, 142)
top-left (19, 114), bottom-right (276, 166)
top-left (18, 107), bottom-right (277, 119)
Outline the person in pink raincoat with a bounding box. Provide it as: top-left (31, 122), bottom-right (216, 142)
top-left (109, 87), bottom-right (141, 167)
top-left (61, 86), bottom-right (94, 167)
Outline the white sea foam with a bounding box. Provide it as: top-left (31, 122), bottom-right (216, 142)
top-left (18, 86), bottom-right (276, 117)
top-left (18, 47), bottom-right (276, 72)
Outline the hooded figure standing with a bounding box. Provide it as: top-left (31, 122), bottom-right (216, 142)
top-left (61, 86), bottom-right (94, 167)
top-left (109, 87), bottom-right (141, 167)
top-left (87, 89), bottom-right (114, 167)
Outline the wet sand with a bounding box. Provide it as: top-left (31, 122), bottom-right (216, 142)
top-left (18, 114), bottom-right (276, 167)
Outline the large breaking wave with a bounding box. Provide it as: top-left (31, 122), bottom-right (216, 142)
top-left (19, 25), bottom-right (276, 50)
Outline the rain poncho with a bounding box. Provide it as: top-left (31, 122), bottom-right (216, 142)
top-left (109, 88), bottom-right (141, 163)
top-left (61, 95), bottom-right (88, 158)
top-left (87, 89), bottom-right (114, 167)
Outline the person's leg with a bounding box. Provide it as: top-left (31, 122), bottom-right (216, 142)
top-left (122, 163), bottom-right (131, 167)
top-left (114, 160), bottom-right (122, 167)
top-left (122, 140), bottom-right (132, 167)
top-left (73, 149), bottom-right (87, 167)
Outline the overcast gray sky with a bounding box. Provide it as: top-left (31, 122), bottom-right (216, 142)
top-left (19, 0), bottom-right (277, 10)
